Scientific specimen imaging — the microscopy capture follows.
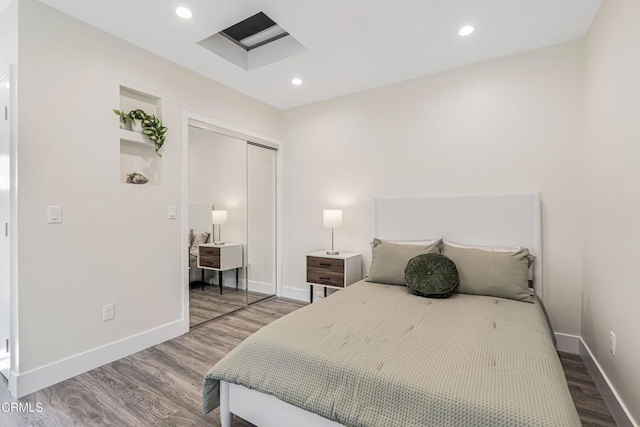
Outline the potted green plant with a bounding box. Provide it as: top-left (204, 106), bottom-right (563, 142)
top-left (128, 109), bottom-right (147, 132)
top-left (112, 108), bottom-right (168, 157)
top-left (141, 114), bottom-right (168, 157)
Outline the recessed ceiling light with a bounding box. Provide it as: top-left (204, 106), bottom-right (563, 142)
top-left (292, 78), bottom-right (302, 86)
top-left (459, 26), bottom-right (474, 36)
top-left (176, 7), bottom-right (193, 19)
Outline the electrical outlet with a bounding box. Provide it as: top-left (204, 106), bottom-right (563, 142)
top-left (609, 331), bottom-right (616, 356)
top-left (103, 303), bottom-right (115, 321)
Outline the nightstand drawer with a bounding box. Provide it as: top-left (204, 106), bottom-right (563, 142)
top-left (199, 246), bottom-right (221, 257)
top-left (307, 269), bottom-right (345, 287)
top-left (199, 246), bottom-right (221, 269)
top-left (198, 243), bottom-right (243, 272)
top-left (306, 251), bottom-right (362, 303)
top-left (199, 256), bottom-right (220, 269)
top-left (307, 256), bottom-right (344, 273)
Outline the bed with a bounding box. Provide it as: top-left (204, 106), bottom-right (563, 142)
top-left (203, 194), bottom-right (581, 426)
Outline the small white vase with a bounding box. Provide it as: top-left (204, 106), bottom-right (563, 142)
top-left (131, 121), bottom-right (142, 133)
top-left (119, 121), bottom-right (126, 130)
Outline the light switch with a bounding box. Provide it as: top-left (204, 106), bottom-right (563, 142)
top-left (47, 206), bottom-right (62, 224)
top-left (168, 206), bottom-right (177, 220)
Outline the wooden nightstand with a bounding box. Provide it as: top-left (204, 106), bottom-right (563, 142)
top-left (306, 251), bottom-right (362, 303)
top-left (198, 243), bottom-right (244, 294)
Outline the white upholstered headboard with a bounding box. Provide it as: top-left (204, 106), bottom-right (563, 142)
top-left (189, 202), bottom-right (213, 236)
top-left (374, 194), bottom-right (543, 298)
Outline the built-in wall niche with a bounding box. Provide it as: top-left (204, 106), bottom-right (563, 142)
top-left (118, 86), bottom-right (162, 185)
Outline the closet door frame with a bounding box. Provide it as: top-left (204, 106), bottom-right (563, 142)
top-left (180, 111), bottom-right (283, 333)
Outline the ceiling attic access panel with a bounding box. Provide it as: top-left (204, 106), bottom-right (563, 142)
top-left (220, 12), bottom-right (288, 51)
top-left (198, 12), bottom-right (306, 71)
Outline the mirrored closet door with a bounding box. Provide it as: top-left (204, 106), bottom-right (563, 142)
top-left (188, 126), bottom-right (276, 327)
top-left (246, 143), bottom-right (277, 304)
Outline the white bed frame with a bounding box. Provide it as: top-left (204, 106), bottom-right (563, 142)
top-left (219, 194), bottom-right (542, 427)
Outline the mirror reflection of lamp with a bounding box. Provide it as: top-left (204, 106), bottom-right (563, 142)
top-left (211, 210), bottom-right (228, 245)
top-left (323, 210), bottom-right (342, 255)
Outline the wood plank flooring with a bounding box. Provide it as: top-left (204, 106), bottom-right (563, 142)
top-left (189, 286), bottom-right (273, 327)
top-left (559, 352), bottom-right (617, 426)
top-left (1, 298), bottom-right (617, 427)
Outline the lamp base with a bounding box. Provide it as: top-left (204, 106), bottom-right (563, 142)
top-left (214, 241), bottom-right (226, 246)
top-left (326, 250), bottom-right (340, 255)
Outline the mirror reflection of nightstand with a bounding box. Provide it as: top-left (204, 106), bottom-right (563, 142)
top-left (198, 243), bottom-right (244, 294)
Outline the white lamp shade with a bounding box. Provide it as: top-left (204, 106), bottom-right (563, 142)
top-left (211, 210), bottom-right (228, 225)
top-left (323, 210), bottom-right (342, 228)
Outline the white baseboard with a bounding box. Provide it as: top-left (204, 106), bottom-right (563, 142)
top-left (281, 286), bottom-right (309, 303)
top-left (547, 332), bottom-right (636, 426)
top-left (579, 339), bottom-right (637, 427)
top-left (9, 370), bottom-right (17, 396)
top-left (12, 319), bottom-right (184, 398)
top-left (219, 280), bottom-right (276, 296)
top-left (243, 280), bottom-right (276, 296)
top-left (554, 332), bottom-right (580, 354)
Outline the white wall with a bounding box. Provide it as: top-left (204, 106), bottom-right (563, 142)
top-left (189, 127), bottom-right (247, 247)
top-left (14, 0), bottom-right (280, 389)
top-left (282, 41), bottom-right (585, 335)
top-left (582, 0), bottom-right (640, 421)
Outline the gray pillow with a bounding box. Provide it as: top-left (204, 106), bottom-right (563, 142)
top-left (405, 254), bottom-right (459, 298)
top-left (442, 243), bottom-right (532, 302)
top-left (367, 238), bottom-right (441, 285)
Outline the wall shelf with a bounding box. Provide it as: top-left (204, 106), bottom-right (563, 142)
top-left (119, 129), bottom-right (154, 148)
top-left (118, 85), bottom-right (162, 185)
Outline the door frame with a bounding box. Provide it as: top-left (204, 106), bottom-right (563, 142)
top-left (0, 72), bottom-right (9, 381)
top-left (0, 66), bottom-right (17, 396)
top-left (180, 111), bottom-right (283, 333)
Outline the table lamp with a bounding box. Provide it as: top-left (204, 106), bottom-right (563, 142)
top-left (211, 210), bottom-right (228, 245)
top-left (323, 209), bottom-right (342, 255)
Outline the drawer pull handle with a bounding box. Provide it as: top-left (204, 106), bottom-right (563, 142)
top-left (320, 263), bottom-right (331, 267)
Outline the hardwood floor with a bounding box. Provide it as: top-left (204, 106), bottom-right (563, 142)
top-left (0, 299), bottom-right (303, 427)
top-left (559, 352), bottom-right (617, 426)
top-left (189, 286), bottom-right (273, 327)
top-left (0, 298), bottom-right (617, 427)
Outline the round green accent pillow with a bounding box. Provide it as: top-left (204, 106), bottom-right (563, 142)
top-left (405, 253), bottom-right (459, 298)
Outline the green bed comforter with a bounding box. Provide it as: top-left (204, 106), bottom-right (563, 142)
top-left (203, 281), bottom-right (580, 426)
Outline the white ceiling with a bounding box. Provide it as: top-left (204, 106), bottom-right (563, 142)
top-left (35, 0), bottom-right (601, 110)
